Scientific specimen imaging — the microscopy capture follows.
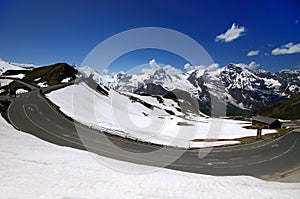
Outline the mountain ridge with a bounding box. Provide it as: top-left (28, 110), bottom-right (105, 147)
top-left (1, 59), bottom-right (299, 117)
top-left (79, 62), bottom-right (300, 116)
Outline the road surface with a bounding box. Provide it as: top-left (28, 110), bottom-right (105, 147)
top-left (6, 83), bottom-right (300, 180)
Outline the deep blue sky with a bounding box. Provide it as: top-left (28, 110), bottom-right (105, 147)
top-left (0, 0), bottom-right (299, 72)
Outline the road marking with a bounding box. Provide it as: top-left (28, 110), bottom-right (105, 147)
top-left (269, 137), bottom-right (299, 161)
top-left (213, 161), bottom-right (229, 165)
top-left (21, 105), bottom-right (156, 164)
top-left (22, 106), bottom-right (82, 144)
top-left (62, 134), bottom-right (71, 137)
top-left (8, 84), bottom-right (300, 176)
top-left (231, 165), bottom-right (242, 168)
top-left (247, 159), bottom-right (267, 166)
top-left (212, 166), bottom-right (232, 169)
top-left (55, 124), bottom-right (64, 130)
top-left (170, 163), bottom-right (204, 169)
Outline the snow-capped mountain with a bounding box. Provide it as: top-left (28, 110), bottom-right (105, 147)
top-left (79, 61), bottom-right (200, 97)
top-left (188, 64), bottom-right (297, 110)
top-left (0, 59), bottom-right (36, 88)
top-left (79, 62), bottom-right (300, 115)
top-left (0, 59), bottom-right (37, 74)
top-left (0, 59), bottom-right (25, 75)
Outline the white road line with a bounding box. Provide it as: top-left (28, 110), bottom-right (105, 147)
top-left (62, 134), bottom-right (70, 137)
top-left (55, 124), bottom-right (64, 130)
top-left (22, 105), bottom-right (154, 164)
top-left (170, 163), bottom-right (204, 169)
top-left (247, 159), bottom-right (268, 166)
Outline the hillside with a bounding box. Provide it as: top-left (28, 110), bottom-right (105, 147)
top-left (257, 94), bottom-right (300, 120)
top-left (2, 63), bottom-right (77, 85)
top-left (0, 62), bottom-right (77, 95)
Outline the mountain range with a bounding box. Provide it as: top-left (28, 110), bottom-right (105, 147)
top-left (1, 59), bottom-right (299, 117)
top-left (79, 62), bottom-right (300, 116)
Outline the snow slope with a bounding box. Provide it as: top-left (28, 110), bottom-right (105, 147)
top-left (0, 59), bottom-right (37, 75)
top-left (0, 59), bottom-right (24, 74)
top-left (47, 82), bottom-right (276, 148)
top-left (0, 59), bottom-right (25, 87)
top-left (1, 115), bottom-right (300, 198)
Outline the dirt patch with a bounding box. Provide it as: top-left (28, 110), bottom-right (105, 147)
top-left (192, 128), bottom-right (293, 144)
top-left (177, 122), bottom-right (194, 126)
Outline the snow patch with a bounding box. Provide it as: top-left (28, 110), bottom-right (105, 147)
top-left (61, 77), bottom-right (71, 83)
top-left (37, 82), bottom-right (48, 87)
top-left (2, 73), bottom-right (25, 79)
top-left (16, 88), bottom-right (28, 94)
top-left (0, 79), bottom-right (12, 87)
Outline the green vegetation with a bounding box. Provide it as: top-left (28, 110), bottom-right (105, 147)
top-left (226, 104), bottom-right (251, 117)
top-left (257, 94), bottom-right (300, 120)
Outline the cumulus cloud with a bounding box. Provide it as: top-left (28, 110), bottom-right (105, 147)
top-left (247, 50), bottom-right (259, 56)
top-left (184, 63), bottom-right (219, 71)
top-left (102, 68), bottom-right (109, 74)
top-left (149, 59), bottom-right (160, 69)
top-left (184, 63), bottom-right (192, 70)
top-left (236, 61), bottom-right (260, 70)
top-left (140, 59), bottom-right (161, 74)
top-left (271, 42), bottom-right (300, 55)
top-left (215, 23), bottom-right (246, 42)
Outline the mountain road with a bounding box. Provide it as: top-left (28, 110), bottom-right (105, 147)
top-left (5, 83), bottom-right (300, 181)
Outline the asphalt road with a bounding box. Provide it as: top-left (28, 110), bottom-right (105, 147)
top-left (6, 83), bottom-right (300, 180)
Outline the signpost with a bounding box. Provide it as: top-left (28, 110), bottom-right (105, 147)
top-left (257, 128), bottom-right (262, 139)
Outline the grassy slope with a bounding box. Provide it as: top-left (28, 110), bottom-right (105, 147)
top-left (257, 94), bottom-right (300, 120)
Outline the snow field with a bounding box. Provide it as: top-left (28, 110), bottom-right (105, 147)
top-left (0, 116), bottom-right (299, 198)
top-left (47, 82), bottom-right (277, 148)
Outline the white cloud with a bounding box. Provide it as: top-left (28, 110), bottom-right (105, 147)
top-left (140, 59), bottom-right (161, 74)
top-left (184, 63), bottom-right (219, 71)
top-left (247, 50), bottom-right (259, 56)
top-left (215, 23), bottom-right (246, 42)
top-left (271, 42), bottom-right (300, 55)
top-left (206, 63), bottom-right (220, 71)
top-left (102, 68), bottom-right (109, 74)
top-left (149, 59), bottom-right (160, 69)
top-left (184, 63), bottom-right (192, 70)
top-left (236, 61), bottom-right (260, 70)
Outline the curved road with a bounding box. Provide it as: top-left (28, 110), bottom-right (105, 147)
top-left (6, 83), bottom-right (300, 180)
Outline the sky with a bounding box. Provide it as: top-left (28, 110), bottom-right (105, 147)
top-left (0, 0), bottom-right (299, 72)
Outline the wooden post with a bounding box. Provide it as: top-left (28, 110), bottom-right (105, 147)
top-left (257, 128), bottom-right (262, 139)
